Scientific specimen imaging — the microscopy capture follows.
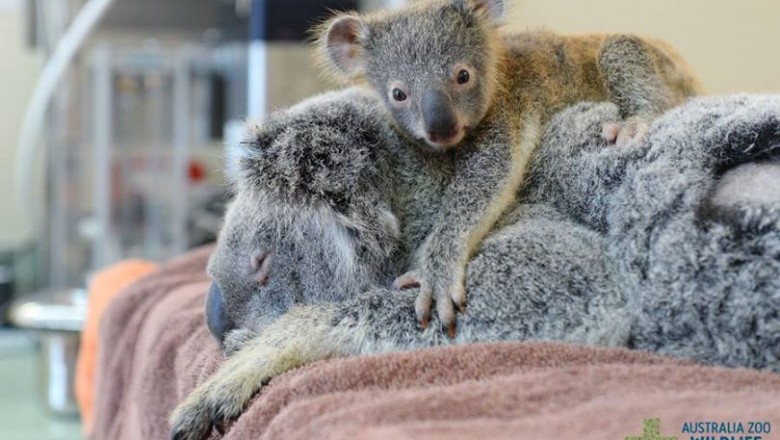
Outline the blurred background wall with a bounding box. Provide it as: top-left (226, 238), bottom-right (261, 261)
top-left (0, 0), bottom-right (40, 246)
top-left (507, 0), bottom-right (780, 94)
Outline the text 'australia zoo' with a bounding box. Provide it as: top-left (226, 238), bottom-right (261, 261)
top-left (682, 421), bottom-right (772, 440)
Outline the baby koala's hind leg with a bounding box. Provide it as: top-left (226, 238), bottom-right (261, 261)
top-left (600, 118), bottom-right (649, 146)
top-left (598, 35), bottom-right (678, 146)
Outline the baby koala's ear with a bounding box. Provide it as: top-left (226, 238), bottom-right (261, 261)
top-left (319, 14), bottom-right (369, 78)
top-left (457, 0), bottom-right (506, 24)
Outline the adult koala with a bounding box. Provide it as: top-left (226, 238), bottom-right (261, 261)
top-left (203, 87), bottom-right (624, 356)
top-left (171, 89), bottom-right (780, 440)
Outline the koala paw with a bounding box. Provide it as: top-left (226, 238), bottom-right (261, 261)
top-left (601, 117), bottom-right (650, 146)
top-left (170, 357), bottom-right (266, 440)
top-left (393, 269), bottom-right (465, 337)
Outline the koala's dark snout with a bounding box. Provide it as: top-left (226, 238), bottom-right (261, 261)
top-left (422, 89), bottom-right (458, 143)
top-left (205, 283), bottom-right (236, 344)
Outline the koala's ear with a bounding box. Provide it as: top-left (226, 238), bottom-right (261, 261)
top-left (224, 139), bottom-right (244, 186)
top-left (223, 121), bottom-right (259, 186)
top-left (457, 0), bottom-right (506, 24)
top-left (320, 14), bottom-right (368, 77)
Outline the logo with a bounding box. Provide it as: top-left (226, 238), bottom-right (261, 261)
top-left (626, 418), bottom-right (678, 440)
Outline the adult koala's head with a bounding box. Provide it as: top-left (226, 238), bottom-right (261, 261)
top-left (205, 89), bottom-right (402, 350)
top-left (205, 192), bottom-right (353, 350)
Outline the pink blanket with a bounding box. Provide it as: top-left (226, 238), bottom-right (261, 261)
top-left (92, 247), bottom-right (780, 440)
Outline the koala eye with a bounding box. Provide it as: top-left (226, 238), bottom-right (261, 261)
top-left (392, 88), bottom-right (407, 102)
top-left (457, 69), bottom-right (470, 85)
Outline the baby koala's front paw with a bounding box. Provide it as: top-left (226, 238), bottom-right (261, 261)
top-left (393, 270), bottom-right (465, 337)
top-left (601, 117), bottom-right (650, 146)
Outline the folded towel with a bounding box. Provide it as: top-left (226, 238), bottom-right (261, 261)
top-left (76, 259), bottom-right (157, 436)
top-left (91, 246), bottom-right (216, 440)
top-left (91, 246), bottom-right (780, 440)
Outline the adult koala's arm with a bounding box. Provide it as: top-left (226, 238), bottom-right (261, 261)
top-left (170, 290), bottom-right (414, 440)
top-left (185, 215), bottom-right (624, 440)
top-left (174, 238), bottom-right (627, 440)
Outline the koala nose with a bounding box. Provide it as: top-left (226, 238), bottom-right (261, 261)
top-left (205, 283), bottom-right (236, 344)
top-left (422, 89), bottom-right (458, 142)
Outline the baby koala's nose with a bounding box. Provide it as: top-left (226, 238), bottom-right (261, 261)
top-left (422, 89), bottom-right (459, 145)
top-left (205, 283), bottom-right (236, 345)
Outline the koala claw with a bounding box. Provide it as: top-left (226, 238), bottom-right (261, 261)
top-left (435, 293), bottom-right (457, 337)
top-left (414, 285), bottom-right (433, 329)
top-left (601, 117), bottom-right (649, 146)
top-left (394, 271), bottom-right (430, 327)
top-left (170, 394), bottom-right (240, 440)
top-left (451, 283), bottom-right (467, 312)
top-left (393, 271), bottom-right (422, 290)
top-left (214, 418), bottom-right (234, 435)
top-left (394, 270), bottom-right (463, 336)
top-left (169, 412), bottom-right (212, 440)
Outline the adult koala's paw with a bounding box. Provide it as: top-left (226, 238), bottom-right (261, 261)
top-left (170, 309), bottom-right (328, 440)
top-left (170, 354), bottom-right (269, 440)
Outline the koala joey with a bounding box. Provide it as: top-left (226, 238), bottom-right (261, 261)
top-left (318, 0), bottom-right (701, 333)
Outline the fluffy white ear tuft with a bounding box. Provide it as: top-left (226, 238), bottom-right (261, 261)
top-left (470, 0), bottom-right (506, 24)
top-left (223, 121), bottom-right (256, 186)
top-left (322, 15), bottom-right (368, 76)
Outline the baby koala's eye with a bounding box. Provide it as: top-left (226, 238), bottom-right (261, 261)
top-left (457, 69), bottom-right (470, 85)
top-left (392, 88), bottom-right (407, 102)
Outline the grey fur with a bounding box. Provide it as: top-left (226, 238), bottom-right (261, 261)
top-left (318, 0), bottom-right (699, 330)
top-left (524, 94), bottom-right (780, 368)
top-left (171, 90), bottom-right (780, 440)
